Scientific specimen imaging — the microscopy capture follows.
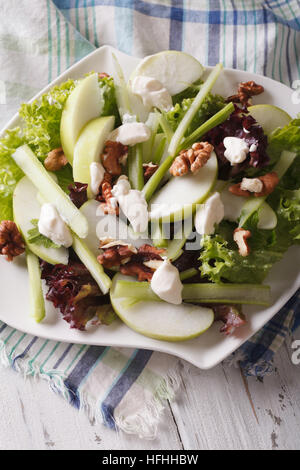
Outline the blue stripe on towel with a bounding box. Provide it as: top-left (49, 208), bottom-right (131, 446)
top-left (64, 345), bottom-right (107, 407)
top-left (169, 0), bottom-right (184, 51)
top-left (101, 349), bottom-right (153, 429)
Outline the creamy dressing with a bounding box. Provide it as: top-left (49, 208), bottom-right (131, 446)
top-left (150, 259), bottom-right (183, 304)
top-left (90, 162), bottom-right (105, 195)
top-left (240, 177), bottom-right (263, 193)
top-left (111, 176), bottom-right (149, 233)
top-left (131, 75), bottom-right (173, 112)
top-left (108, 122), bottom-right (151, 146)
top-left (223, 137), bottom-right (249, 165)
top-left (194, 192), bottom-right (224, 235)
top-left (38, 203), bottom-right (73, 248)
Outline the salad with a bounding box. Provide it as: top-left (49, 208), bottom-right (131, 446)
top-left (0, 50), bottom-right (299, 341)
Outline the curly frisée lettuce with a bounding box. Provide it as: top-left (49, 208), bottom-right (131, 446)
top-left (0, 128), bottom-right (25, 221)
top-left (165, 92), bottom-right (226, 135)
top-left (199, 233), bottom-right (283, 284)
top-left (19, 79), bottom-right (76, 159)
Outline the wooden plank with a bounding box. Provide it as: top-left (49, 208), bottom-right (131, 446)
top-left (0, 366), bottom-right (182, 450)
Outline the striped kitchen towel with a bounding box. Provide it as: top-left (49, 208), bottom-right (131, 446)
top-left (0, 0), bottom-right (299, 438)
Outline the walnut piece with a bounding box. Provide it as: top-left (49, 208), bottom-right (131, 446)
top-left (97, 244), bottom-right (136, 269)
top-left (170, 142), bottom-right (213, 176)
top-left (99, 181), bottom-right (119, 215)
top-left (97, 242), bottom-right (165, 280)
top-left (143, 162), bottom-right (158, 182)
top-left (0, 220), bottom-right (25, 261)
top-left (233, 228), bottom-right (251, 257)
top-left (101, 141), bottom-right (128, 176)
top-left (226, 81), bottom-right (264, 107)
top-left (120, 262), bottom-right (154, 281)
top-left (254, 171), bottom-right (279, 197)
top-left (229, 171), bottom-right (279, 198)
top-left (44, 147), bottom-right (68, 171)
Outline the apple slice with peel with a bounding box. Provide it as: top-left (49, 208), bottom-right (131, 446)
top-left (130, 51), bottom-right (204, 96)
top-left (248, 105), bottom-right (291, 135)
top-left (219, 183), bottom-right (277, 230)
top-left (60, 73), bottom-right (103, 164)
top-left (13, 176), bottom-right (69, 265)
top-left (13, 145), bottom-right (88, 239)
top-left (80, 199), bottom-right (152, 257)
top-left (110, 274), bottom-right (214, 342)
top-left (73, 116), bottom-right (115, 198)
top-left (149, 151), bottom-right (218, 222)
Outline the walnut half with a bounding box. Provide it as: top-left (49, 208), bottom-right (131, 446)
top-left (0, 220), bottom-right (25, 261)
top-left (170, 142), bottom-right (213, 177)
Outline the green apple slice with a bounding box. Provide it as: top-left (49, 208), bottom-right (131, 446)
top-left (26, 249), bottom-right (46, 322)
top-left (80, 199), bottom-right (151, 257)
top-left (130, 51), bottom-right (204, 96)
top-left (12, 145), bottom-right (88, 239)
top-left (13, 176), bottom-right (69, 264)
top-left (248, 104), bottom-right (291, 136)
top-left (110, 274), bottom-right (214, 342)
top-left (257, 203), bottom-right (277, 230)
top-left (60, 73), bottom-right (103, 164)
top-left (73, 116), bottom-right (115, 198)
top-left (219, 183), bottom-right (277, 230)
top-left (149, 151), bottom-right (218, 222)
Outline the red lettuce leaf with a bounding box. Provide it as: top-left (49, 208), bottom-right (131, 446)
top-left (40, 261), bottom-right (111, 330)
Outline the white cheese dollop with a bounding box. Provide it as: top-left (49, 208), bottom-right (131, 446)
top-left (38, 203), bottom-right (73, 248)
top-left (194, 192), bottom-right (224, 235)
top-left (131, 75), bottom-right (173, 112)
top-left (240, 177), bottom-right (263, 193)
top-left (111, 175), bottom-right (131, 198)
top-left (223, 137), bottom-right (249, 165)
top-left (151, 259), bottom-right (183, 305)
top-left (111, 176), bottom-right (149, 233)
top-left (109, 122), bottom-right (151, 146)
top-left (249, 143), bottom-right (258, 152)
top-left (90, 162), bottom-right (105, 195)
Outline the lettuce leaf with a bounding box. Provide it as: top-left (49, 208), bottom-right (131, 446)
top-left (199, 184), bottom-right (300, 284)
top-left (268, 117), bottom-right (300, 164)
top-left (98, 75), bottom-right (120, 123)
top-left (165, 92), bottom-right (226, 136)
top-left (0, 128), bottom-right (25, 221)
top-left (199, 233), bottom-right (282, 284)
top-left (19, 79), bottom-right (76, 159)
top-left (27, 219), bottom-right (60, 248)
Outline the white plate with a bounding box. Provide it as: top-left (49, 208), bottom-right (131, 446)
top-left (0, 45), bottom-right (299, 370)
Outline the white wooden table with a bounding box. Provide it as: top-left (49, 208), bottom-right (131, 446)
top-left (0, 334), bottom-right (299, 450)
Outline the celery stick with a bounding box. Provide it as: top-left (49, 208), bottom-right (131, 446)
top-left (157, 111), bottom-right (174, 144)
top-left (72, 234), bottom-right (111, 294)
top-left (13, 145), bottom-right (88, 239)
top-left (239, 150), bottom-right (296, 228)
top-left (142, 112), bottom-right (160, 162)
top-left (142, 153), bottom-right (174, 202)
top-left (127, 144), bottom-right (144, 190)
top-left (153, 135), bottom-right (167, 164)
top-left (114, 280), bottom-right (271, 306)
top-left (165, 217), bottom-right (193, 259)
top-left (26, 249), bottom-right (46, 323)
top-left (179, 268), bottom-right (198, 281)
top-left (151, 220), bottom-right (168, 247)
top-left (142, 90), bottom-right (231, 203)
top-left (180, 102), bottom-right (234, 150)
top-left (168, 63), bottom-right (223, 157)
